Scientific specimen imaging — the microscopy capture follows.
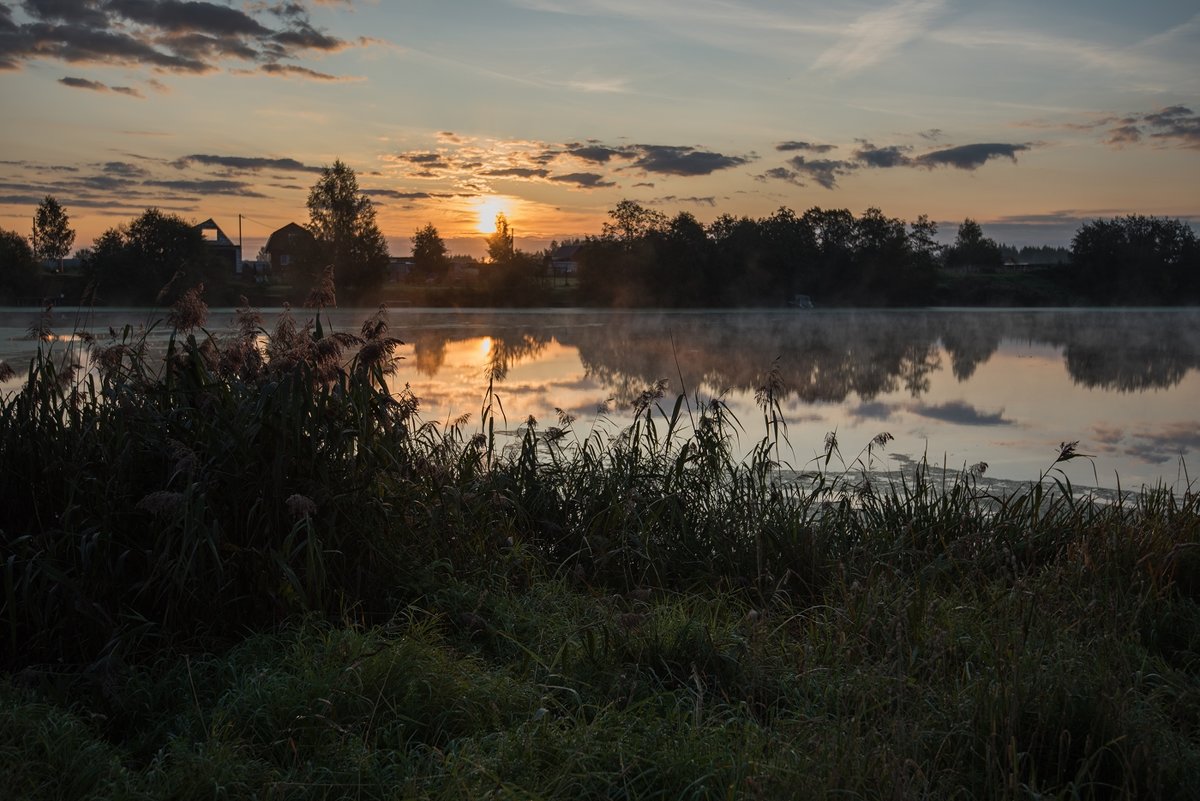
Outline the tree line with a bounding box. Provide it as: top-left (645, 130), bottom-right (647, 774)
top-left (0, 160), bottom-right (1196, 306)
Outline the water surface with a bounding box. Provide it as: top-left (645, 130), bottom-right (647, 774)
top-left (2, 307), bottom-right (1197, 492)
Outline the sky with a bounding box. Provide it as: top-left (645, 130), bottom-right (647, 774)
top-left (1, 0), bottom-right (1197, 258)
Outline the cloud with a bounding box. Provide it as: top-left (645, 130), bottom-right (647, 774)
top-left (258, 62), bottom-right (344, 80)
top-left (785, 155), bottom-right (854, 189)
top-left (631, 144), bottom-right (751, 176)
top-left (775, 141), bottom-right (836, 153)
top-left (648, 195), bottom-right (717, 207)
top-left (483, 167), bottom-right (550, 179)
top-left (854, 141), bottom-right (912, 168)
top-left (361, 189), bottom-right (433, 200)
top-left (550, 172), bottom-right (616, 188)
top-left (58, 75), bottom-right (107, 91)
top-left (58, 74), bottom-right (144, 96)
top-left (812, 0), bottom-right (946, 76)
top-left (145, 178), bottom-right (266, 197)
top-left (4, 0), bottom-right (362, 79)
top-left (172, 154), bottom-right (321, 173)
top-left (1090, 421), bottom-right (1200, 466)
top-left (911, 400), bottom-right (1012, 426)
top-left (849, 401), bottom-right (899, 421)
top-left (913, 143), bottom-right (1029, 170)
top-left (567, 144), bottom-right (636, 163)
top-left (103, 160), bottom-right (149, 177)
top-left (1140, 105), bottom-right (1200, 149)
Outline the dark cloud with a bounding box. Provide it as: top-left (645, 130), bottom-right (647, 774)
top-left (3, 0), bottom-right (358, 79)
top-left (854, 142), bottom-right (912, 168)
top-left (361, 189), bottom-right (432, 199)
top-left (911, 401), bottom-right (1012, 426)
top-left (1143, 105), bottom-right (1200, 149)
top-left (145, 177), bottom-right (266, 196)
top-left (568, 144), bottom-right (635, 163)
top-left (631, 145), bottom-right (751, 176)
top-left (918, 128), bottom-right (944, 141)
top-left (106, 0), bottom-right (271, 36)
top-left (550, 172), bottom-right (615, 188)
top-left (104, 161), bottom-right (149, 177)
top-left (172, 153), bottom-right (321, 173)
top-left (58, 74), bottom-right (106, 90)
top-left (914, 143), bottom-right (1029, 170)
top-left (398, 152), bottom-right (450, 169)
top-left (111, 84), bottom-right (140, 96)
top-left (632, 181), bottom-right (654, 188)
top-left (758, 166), bottom-right (804, 186)
top-left (483, 167), bottom-right (550, 179)
top-left (650, 195), bottom-right (716, 207)
top-left (775, 140), bottom-right (836, 153)
top-left (786, 155), bottom-right (854, 189)
top-left (259, 62), bottom-right (340, 80)
top-left (1106, 125), bottom-right (1142, 146)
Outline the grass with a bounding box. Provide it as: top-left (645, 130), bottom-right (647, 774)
top-left (1, 288), bottom-right (1198, 799)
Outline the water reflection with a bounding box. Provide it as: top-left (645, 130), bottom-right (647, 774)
top-left (395, 309), bottom-right (1200, 401)
top-left (2, 307), bottom-right (1197, 488)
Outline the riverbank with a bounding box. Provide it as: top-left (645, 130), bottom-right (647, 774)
top-left (2, 305), bottom-right (1198, 799)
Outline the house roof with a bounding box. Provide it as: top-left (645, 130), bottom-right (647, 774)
top-left (195, 218), bottom-right (235, 247)
top-left (265, 222), bottom-right (315, 252)
top-left (550, 244), bottom-right (584, 260)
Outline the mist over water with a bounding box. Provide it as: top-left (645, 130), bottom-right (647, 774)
top-left (2, 306), bottom-right (1197, 491)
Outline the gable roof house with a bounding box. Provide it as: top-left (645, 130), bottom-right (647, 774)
top-left (264, 222), bottom-right (316, 278)
top-left (194, 218), bottom-right (241, 273)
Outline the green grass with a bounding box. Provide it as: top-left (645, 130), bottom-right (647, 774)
top-left (1, 291), bottom-right (1198, 799)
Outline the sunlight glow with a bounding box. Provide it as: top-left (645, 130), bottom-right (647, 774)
top-left (475, 197), bottom-right (509, 234)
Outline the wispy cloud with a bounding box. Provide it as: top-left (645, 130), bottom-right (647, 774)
top-left (812, 0), bottom-right (947, 76)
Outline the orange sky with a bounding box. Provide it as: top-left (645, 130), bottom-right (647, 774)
top-left (1, 1), bottom-right (1197, 258)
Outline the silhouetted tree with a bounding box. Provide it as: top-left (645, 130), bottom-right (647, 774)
top-left (944, 218), bottom-right (1002, 272)
top-left (306, 160), bottom-right (389, 300)
top-left (0, 228), bottom-right (39, 302)
top-left (31, 196), bottom-right (75, 272)
top-left (411, 223), bottom-right (449, 282)
top-left (86, 208), bottom-right (215, 304)
top-left (1070, 215), bottom-right (1199, 304)
top-left (486, 212), bottom-right (515, 264)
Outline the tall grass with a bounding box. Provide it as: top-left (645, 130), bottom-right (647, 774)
top-left (2, 287), bottom-right (1199, 798)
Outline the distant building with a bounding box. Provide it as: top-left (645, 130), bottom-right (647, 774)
top-left (548, 244), bottom-right (583, 279)
top-left (194, 218), bottom-right (241, 272)
top-left (387, 256), bottom-right (415, 282)
top-left (264, 222), bottom-right (316, 278)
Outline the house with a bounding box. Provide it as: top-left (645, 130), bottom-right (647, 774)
top-left (548, 244), bottom-right (583, 280)
top-left (263, 222), bottom-right (316, 278)
top-left (387, 256), bottom-right (415, 282)
top-left (194, 218), bottom-right (241, 272)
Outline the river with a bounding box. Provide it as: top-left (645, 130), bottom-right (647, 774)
top-left (2, 306), bottom-right (1197, 492)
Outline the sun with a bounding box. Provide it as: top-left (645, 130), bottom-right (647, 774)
top-left (475, 196), bottom-right (509, 234)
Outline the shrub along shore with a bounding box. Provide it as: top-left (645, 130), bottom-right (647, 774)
top-left (2, 292), bottom-right (1198, 800)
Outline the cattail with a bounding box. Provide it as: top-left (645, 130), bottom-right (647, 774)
top-left (305, 265), bottom-right (337, 309)
top-left (285, 493), bottom-right (317, 520)
top-left (137, 490), bottom-right (185, 516)
top-left (168, 284), bottom-right (208, 333)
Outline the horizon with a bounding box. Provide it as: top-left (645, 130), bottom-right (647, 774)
top-left (2, 1), bottom-right (1197, 260)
